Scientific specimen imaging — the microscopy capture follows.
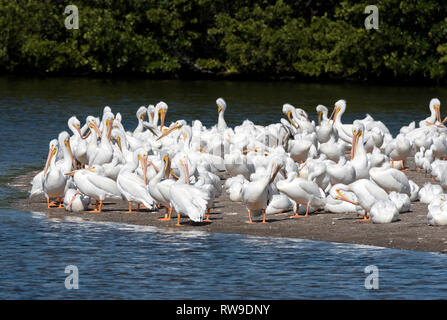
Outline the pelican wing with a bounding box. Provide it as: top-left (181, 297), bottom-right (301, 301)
top-left (170, 184), bottom-right (209, 222)
top-left (117, 172), bottom-right (154, 207)
top-left (86, 173), bottom-right (122, 198)
top-left (299, 180), bottom-right (322, 198)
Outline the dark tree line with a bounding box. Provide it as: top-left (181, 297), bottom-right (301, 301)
top-left (1, 0), bottom-right (447, 82)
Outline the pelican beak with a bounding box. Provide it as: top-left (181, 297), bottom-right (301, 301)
top-left (75, 125), bottom-right (83, 139)
top-left (156, 123), bottom-right (183, 141)
top-left (159, 108), bottom-right (167, 131)
top-left (106, 118), bottom-right (113, 141)
top-left (331, 107), bottom-right (340, 124)
top-left (435, 105), bottom-right (441, 122)
top-left (218, 105), bottom-right (223, 114)
top-left (335, 190), bottom-right (358, 205)
top-left (318, 111), bottom-right (322, 126)
top-left (148, 160), bottom-right (160, 173)
top-left (82, 129), bottom-right (91, 140)
top-left (269, 164), bottom-right (283, 184)
top-left (43, 146), bottom-right (57, 177)
top-left (138, 154), bottom-right (148, 185)
top-left (140, 113), bottom-right (146, 121)
top-left (64, 170), bottom-right (75, 176)
top-left (351, 130), bottom-right (361, 160)
top-left (150, 112), bottom-right (154, 120)
top-left (89, 122), bottom-right (102, 138)
top-left (287, 111), bottom-right (298, 129)
top-left (116, 136), bottom-right (122, 152)
top-left (64, 139), bottom-right (76, 170)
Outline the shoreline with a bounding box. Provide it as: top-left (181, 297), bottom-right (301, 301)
top-left (9, 164), bottom-right (447, 254)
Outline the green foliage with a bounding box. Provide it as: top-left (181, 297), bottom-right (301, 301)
top-left (1, 0), bottom-right (447, 82)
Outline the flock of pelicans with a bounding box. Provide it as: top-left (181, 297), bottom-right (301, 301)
top-left (29, 98), bottom-right (447, 226)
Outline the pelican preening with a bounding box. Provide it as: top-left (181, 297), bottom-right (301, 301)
top-left (30, 97), bottom-right (447, 226)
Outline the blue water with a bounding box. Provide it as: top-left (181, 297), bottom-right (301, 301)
top-left (2, 76), bottom-right (447, 299)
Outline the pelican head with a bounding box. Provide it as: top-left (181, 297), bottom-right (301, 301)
top-left (351, 122), bottom-right (364, 160)
top-left (331, 99), bottom-right (346, 123)
top-left (137, 106), bottom-right (147, 122)
top-left (87, 116), bottom-right (101, 138)
top-left (103, 106), bottom-right (112, 115)
top-left (282, 103), bottom-right (297, 128)
top-left (216, 98), bottom-right (227, 114)
top-left (316, 104), bottom-right (328, 126)
top-left (429, 98), bottom-right (441, 123)
top-left (58, 131), bottom-right (75, 169)
top-left (68, 116), bottom-right (82, 138)
top-left (111, 128), bottom-right (124, 152)
top-left (156, 120), bottom-right (184, 141)
top-left (103, 112), bottom-right (115, 141)
top-left (147, 104), bottom-right (155, 121)
top-left (156, 101), bottom-right (168, 130)
top-left (295, 108), bottom-right (309, 121)
top-left (43, 139), bottom-right (58, 177)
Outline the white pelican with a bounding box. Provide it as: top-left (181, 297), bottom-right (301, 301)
top-left (69, 165), bottom-right (122, 212)
top-left (370, 200), bottom-right (399, 223)
top-left (216, 98), bottom-right (227, 131)
top-left (388, 192), bottom-right (411, 213)
top-left (333, 179), bottom-right (389, 221)
top-left (68, 116), bottom-right (88, 167)
top-left (420, 98), bottom-right (442, 128)
top-left (326, 184), bottom-right (362, 214)
top-left (369, 163), bottom-right (410, 195)
top-left (30, 139), bottom-right (58, 200)
top-left (241, 162), bottom-right (282, 223)
top-left (116, 149), bottom-right (156, 212)
top-left (89, 112), bottom-right (114, 166)
top-left (148, 155), bottom-right (175, 220)
top-left (43, 131), bottom-right (75, 208)
top-left (427, 195), bottom-right (447, 226)
top-left (326, 156), bottom-right (356, 186)
top-left (331, 99), bottom-right (353, 144)
top-left (316, 104), bottom-right (329, 126)
top-left (64, 188), bottom-right (90, 212)
top-left (276, 174), bottom-right (325, 218)
top-left (133, 106), bottom-right (148, 136)
top-left (169, 158), bottom-right (210, 226)
top-left (385, 135), bottom-right (411, 170)
top-left (418, 183), bottom-right (444, 204)
top-left (265, 193), bottom-right (294, 214)
top-left (350, 123), bottom-right (369, 179)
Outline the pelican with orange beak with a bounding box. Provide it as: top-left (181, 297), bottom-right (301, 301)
top-left (68, 165), bottom-right (122, 212)
top-left (89, 112), bottom-right (114, 166)
top-left (282, 103), bottom-right (298, 130)
top-left (43, 131), bottom-right (76, 208)
top-left (155, 121), bottom-right (184, 141)
top-left (116, 149), bottom-right (156, 213)
top-left (331, 100), bottom-right (354, 144)
top-left (169, 157), bottom-right (210, 226)
top-left (216, 98), bottom-right (228, 131)
top-left (423, 98), bottom-right (442, 127)
top-left (156, 101), bottom-right (168, 132)
top-left (334, 179), bottom-right (389, 221)
top-left (68, 116), bottom-right (89, 167)
top-left (350, 123), bottom-right (370, 179)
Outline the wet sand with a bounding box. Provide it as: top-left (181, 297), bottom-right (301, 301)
top-left (9, 159), bottom-right (447, 254)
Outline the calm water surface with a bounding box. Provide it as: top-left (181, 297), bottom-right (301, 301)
top-left (1, 76), bottom-right (447, 299)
